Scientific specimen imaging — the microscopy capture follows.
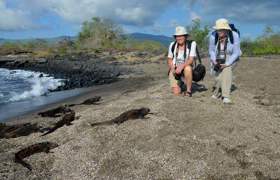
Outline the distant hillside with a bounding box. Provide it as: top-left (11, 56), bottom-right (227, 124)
top-left (0, 33), bottom-right (172, 47)
top-left (0, 36), bottom-right (76, 45)
top-left (128, 33), bottom-right (172, 47)
top-left (44, 36), bottom-right (77, 44)
top-left (0, 39), bottom-right (4, 44)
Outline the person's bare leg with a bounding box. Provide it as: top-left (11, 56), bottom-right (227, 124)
top-left (183, 66), bottom-right (193, 93)
top-left (172, 86), bottom-right (181, 96)
top-left (169, 71), bottom-right (181, 95)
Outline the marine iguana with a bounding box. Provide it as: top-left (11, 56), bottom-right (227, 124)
top-left (0, 123), bottom-right (43, 139)
top-left (38, 105), bottom-right (72, 117)
top-left (41, 110), bottom-right (76, 136)
top-left (91, 107), bottom-right (151, 127)
top-left (80, 96), bottom-right (101, 105)
top-left (15, 142), bottom-right (58, 171)
top-left (68, 96), bottom-right (102, 107)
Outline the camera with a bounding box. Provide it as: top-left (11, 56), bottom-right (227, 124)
top-left (214, 58), bottom-right (226, 72)
top-left (216, 58), bottom-right (226, 65)
top-left (213, 64), bottom-right (221, 72)
top-left (174, 72), bottom-right (182, 80)
top-left (173, 64), bottom-right (184, 80)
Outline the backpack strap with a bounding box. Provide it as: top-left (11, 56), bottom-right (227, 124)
top-left (214, 32), bottom-right (219, 45)
top-left (187, 40), bottom-right (192, 52)
top-left (214, 31), bottom-right (234, 45)
top-left (216, 38), bottom-right (228, 61)
top-left (186, 40), bottom-right (202, 67)
top-left (229, 24), bottom-right (240, 37)
top-left (184, 41), bottom-right (187, 59)
top-left (172, 40), bottom-right (202, 67)
top-left (171, 41), bottom-right (177, 55)
top-left (187, 40), bottom-right (194, 65)
top-left (171, 41), bottom-right (187, 61)
top-left (228, 31), bottom-right (234, 44)
top-left (195, 45), bottom-right (202, 65)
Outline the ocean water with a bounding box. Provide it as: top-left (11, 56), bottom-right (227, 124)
top-left (0, 68), bottom-right (87, 122)
top-left (0, 68), bottom-right (64, 104)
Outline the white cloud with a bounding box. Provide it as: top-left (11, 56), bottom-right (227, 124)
top-left (1, 0), bottom-right (279, 32)
top-left (115, 7), bottom-right (152, 25)
top-left (1, 0), bottom-right (182, 31)
top-left (200, 0), bottom-right (280, 25)
top-left (21, 0), bottom-right (180, 26)
top-left (0, 0), bottom-right (34, 31)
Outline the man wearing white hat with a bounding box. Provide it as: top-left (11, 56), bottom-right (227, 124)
top-left (167, 26), bottom-right (197, 96)
top-left (209, 18), bottom-right (241, 104)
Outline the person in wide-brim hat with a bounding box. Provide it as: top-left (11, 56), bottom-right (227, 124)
top-left (209, 18), bottom-right (241, 104)
top-left (213, 18), bottom-right (231, 30)
top-left (173, 26), bottom-right (189, 37)
top-left (167, 26), bottom-right (197, 97)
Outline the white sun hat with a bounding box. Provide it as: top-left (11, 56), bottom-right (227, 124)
top-left (213, 18), bottom-right (231, 30)
top-left (174, 26), bottom-right (188, 36)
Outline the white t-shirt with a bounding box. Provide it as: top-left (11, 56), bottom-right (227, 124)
top-left (168, 41), bottom-right (197, 65)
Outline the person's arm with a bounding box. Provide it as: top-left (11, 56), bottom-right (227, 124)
top-left (185, 41), bottom-right (196, 66)
top-left (168, 57), bottom-right (174, 72)
top-left (209, 34), bottom-right (217, 64)
top-left (185, 56), bottom-right (194, 66)
top-left (225, 32), bottom-right (240, 66)
top-left (167, 42), bottom-right (175, 73)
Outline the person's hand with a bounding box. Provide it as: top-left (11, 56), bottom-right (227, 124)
top-left (211, 60), bottom-right (217, 65)
top-left (175, 64), bottom-right (184, 74)
top-left (171, 65), bottom-right (176, 73)
top-left (220, 64), bottom-right (228, 69)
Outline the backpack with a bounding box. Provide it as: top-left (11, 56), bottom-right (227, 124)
top-left (213, 23), bottom-right (240, 45)
top-left (171, 40), bottom-right (206, 82)
top-left (229, 24), bottom-right (240, 37)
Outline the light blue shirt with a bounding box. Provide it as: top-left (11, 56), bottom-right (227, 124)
top-left (209, 31), bottom-right (241, 66)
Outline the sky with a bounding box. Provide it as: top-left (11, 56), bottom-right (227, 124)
top-left (0, 0), bottom-right (279, 40)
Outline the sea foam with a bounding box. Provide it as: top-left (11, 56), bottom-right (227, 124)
top-left (0, 68), bottom-right (64, 102)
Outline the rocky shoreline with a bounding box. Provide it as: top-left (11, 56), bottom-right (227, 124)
top-left (0, 50), bottom-right (163, 90)
top-left (0, 53), bottom-right (121, 90)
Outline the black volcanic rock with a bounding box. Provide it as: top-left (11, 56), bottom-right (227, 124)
top-left (0, 52), bottom-right (125, 90)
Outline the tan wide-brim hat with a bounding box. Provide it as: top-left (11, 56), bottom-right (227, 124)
top-left (213, 18), bottom-right (231, 30)
top-left (174, 26), bottom-right (188, 36)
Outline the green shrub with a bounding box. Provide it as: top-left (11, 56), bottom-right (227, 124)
top-left (77, 17), bottom-right (124, 49)
top-left (241, 33), bottom-right (280, 56)
top-left (186, 19), bottom-right (210, 51)
top-left (0, 42), bottom-right (28, 55)
top-left (127, 40), bottom-right (165, 52)
top-left (76, 17), bottom-right (166, 53)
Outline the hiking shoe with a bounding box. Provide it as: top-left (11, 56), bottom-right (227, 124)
top-left (211, 94), bottom-right (220, 100)
top-left (184, 91), bottom-right (192, 97)
top-left (223, 97), bottom-right (232, 104)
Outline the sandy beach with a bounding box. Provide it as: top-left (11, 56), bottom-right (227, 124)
top-left (1, 56), bottom-right (280, 179)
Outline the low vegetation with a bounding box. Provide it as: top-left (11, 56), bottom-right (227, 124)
top-left (241, 28), bottom-right (280, 56)
top-left (186, 19), bottom-right (210, 52)
top-left (187, 19), bottom-right (280, 56)
top-left (0, 17), bottom-right (165, 57)
top-left (0, 17), bottom-right (279, 58)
